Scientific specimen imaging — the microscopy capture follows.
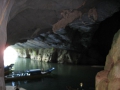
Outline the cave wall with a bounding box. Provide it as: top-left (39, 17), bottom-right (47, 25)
top-left (0, 0), bottom-right (15, 89)
top-left (16, 48), bottom-right (81, 64)
top-left (96, 29), bottom-right (120, 90)
top-left (9, 0), bottom-right (120, 66)
top-left (1, 0), bottom-right (120, 90)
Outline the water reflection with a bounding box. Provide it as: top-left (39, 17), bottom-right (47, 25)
top-left (13, 58), bottom-right (52, 72)
top-left (6, 57), bottom-right (104, 90)
top-left (12, 81), bottom-right (15, 86)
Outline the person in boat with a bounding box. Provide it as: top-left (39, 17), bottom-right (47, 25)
top-left (14, 84), bottom-right (19, 90)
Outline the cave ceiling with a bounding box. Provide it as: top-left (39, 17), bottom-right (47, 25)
top-left (6, 0), bottom-right (120, 64)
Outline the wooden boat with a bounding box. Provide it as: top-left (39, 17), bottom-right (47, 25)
top-left (5, 67), bottom-right (55, 81)
top-left (4, 64), bottom-right (14, 71)
top-left (4, 70), bottom-right (13, 75)
top-left (4, 64), bottom-right (14, 75)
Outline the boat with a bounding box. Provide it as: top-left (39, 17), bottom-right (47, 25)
top-left (25, 67), bottom-right (55, 75)
top-left (5, 67), bottom-right (55, 81)
top-left (4, 70), bottom-right (13, 75)
top-left (4, 64), bottom-right (14, 75)
top-left (4, 64), bottom-right (14, 71)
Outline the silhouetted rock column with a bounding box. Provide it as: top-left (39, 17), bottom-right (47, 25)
top-left (0, 0), bottom-right (14, 90)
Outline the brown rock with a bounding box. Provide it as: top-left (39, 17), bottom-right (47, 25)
top-left (96, 78), bottom-right (108, 90)
top-left (108, 60), bottom-right (120, 81)
top-left (109, 30), bottom-right (120, 63)
top-left (104, 55), bottom-right (114, 71)
top-left (108, 78), bottom-right (120, 90)
top-left (95, 70), bottom-right (109, 86)
top-left (53, 10), bottom-right (82, 32)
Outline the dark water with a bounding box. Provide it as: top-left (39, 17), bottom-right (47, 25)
top-left (5, 58), bottom-right (104, 90)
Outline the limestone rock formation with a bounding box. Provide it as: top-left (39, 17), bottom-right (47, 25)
top-left (16, 48), bottom-right (81, 64)
top-left (96, 29), bottom-right (120, 90)
top-left (0, 0), bottom-right (120, 89)
top-left (6, 0), bottom-right (120, 65)
top-left (0, 0), bottom-right (15, 89)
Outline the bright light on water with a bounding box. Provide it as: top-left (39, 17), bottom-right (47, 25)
top-left (4, 46), bottom-right (18, 66)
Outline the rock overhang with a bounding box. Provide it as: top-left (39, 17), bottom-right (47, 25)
top-left (6, 0), bottom-right (120, 65)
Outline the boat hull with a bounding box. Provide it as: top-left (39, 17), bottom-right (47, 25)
top-left (5, 73), bottom-right (52, 82)
top-left (4, 70), bottom-right (13, 75)
top-left (5, 67), bottom-right (55, 82)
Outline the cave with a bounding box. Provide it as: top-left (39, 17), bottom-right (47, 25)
top-left (0, 0), bottom-right (120, 90)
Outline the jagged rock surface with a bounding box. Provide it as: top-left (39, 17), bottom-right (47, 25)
top-left (16, 48), bottom-right (81, 64)
top-left (96, 29), bottom-right (120, 90)
top-left (6, 0), bottom-right (120, 65)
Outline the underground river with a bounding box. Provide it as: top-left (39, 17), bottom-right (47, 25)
top-left (5, 58), bottom-right (103, 90)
